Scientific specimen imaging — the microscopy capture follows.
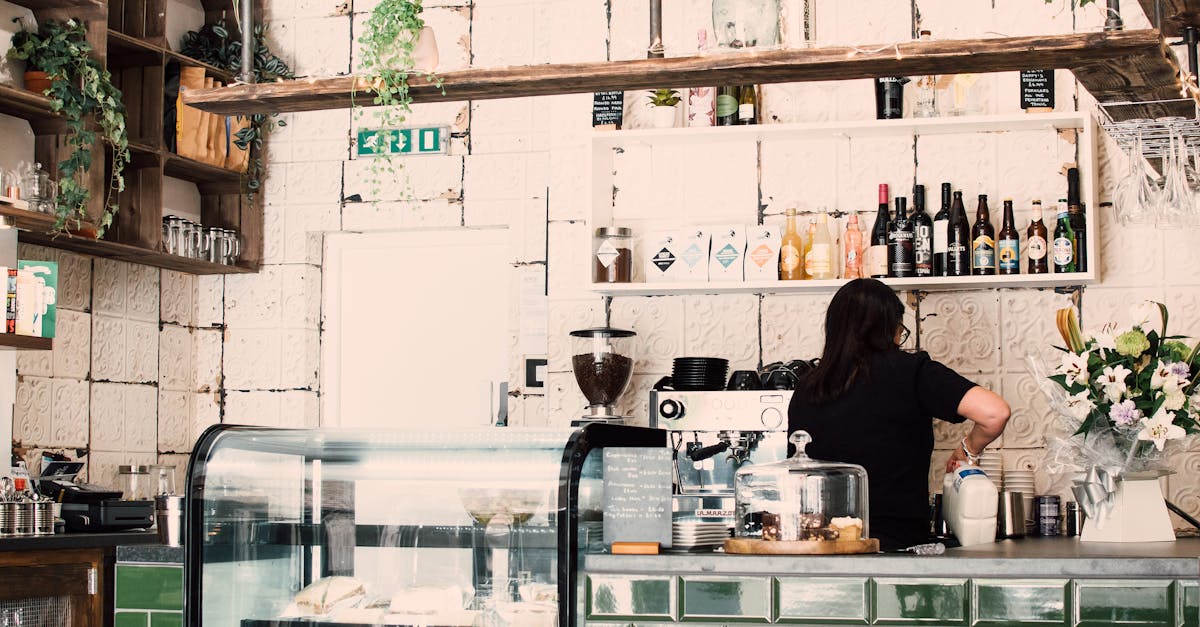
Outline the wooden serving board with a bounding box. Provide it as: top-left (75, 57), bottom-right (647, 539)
top-left (724, 537), bottom-right (880, 555)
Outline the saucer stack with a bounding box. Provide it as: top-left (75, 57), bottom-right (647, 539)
top-left (672, 521), bottom-right (728, 550)
top-left (978, 450), bottom-right (1003, 483)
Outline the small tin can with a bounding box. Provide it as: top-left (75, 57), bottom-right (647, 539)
top-left (1036, 495), bottom-right (1061, 536)
top-left (1064, 501), bottom-right (1084, 536)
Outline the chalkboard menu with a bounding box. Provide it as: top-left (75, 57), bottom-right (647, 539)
top-left (602, 447), bottom-right (672, 547)
top-left (592, 91), bottom-right (624, 129)
top-left (1020, 70), bottom-right (1054, 110)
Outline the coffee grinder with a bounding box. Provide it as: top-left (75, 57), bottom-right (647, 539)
top-left (569, 327), bottom-right (637, 425)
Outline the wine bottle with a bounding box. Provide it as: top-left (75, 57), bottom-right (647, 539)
top-left (887, 196), bottom-right (914, 278)
top-left (1067, 168), bottom-right (1086, 272)
top-left (971, 194), bottom-right (996, 276)
top-left (1026, 200), bottom-right (1049, 274)
top-left (737, 85), bottom-right (758, 125)
top-left (780, 207), bottom-right (804, 280)
top-left (947, 191), bottom-right (971, 277)
top-left (933, 183), bottom-right (951, 276)
top-left (869, 184), bottom-right (891, 278)
top-left (1053, 199), bottom-right (1076, 273)
top-left (912, 185), bottom-right (934, 277)
top-left (997, 199), bottom-right (1020, 275)
top-left (716, 86), bottom-right (739, 126)
top-left (803, 220), bottom-right (817, 280)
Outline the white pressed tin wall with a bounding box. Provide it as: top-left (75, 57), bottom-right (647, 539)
top-left (4, 0), bottom-right (1199, 523)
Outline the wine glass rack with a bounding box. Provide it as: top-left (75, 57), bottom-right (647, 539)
top-left (1097, 99), bottom-right (1200, 160)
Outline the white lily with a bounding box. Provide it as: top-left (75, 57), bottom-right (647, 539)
top-left (1064, 390), bottom-right (1097, 421)
top-left (1150, 363), bottom-right (1174, 390)
top-left (1130, 300), bottom-right (1159, 329)
top-left (1137, 409), bottom-right (1187, 451)
top-left (1089, 327), bottom-right (1118, 352)
top-left (1056, 352), bottom-right (1090, 386)
top-left (1097, 364), bottom-right (1132, 403)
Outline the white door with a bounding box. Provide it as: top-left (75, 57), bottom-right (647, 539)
top-left (322, 229), bottom-right (511, 428)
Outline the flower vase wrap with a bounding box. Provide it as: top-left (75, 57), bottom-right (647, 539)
top-left (1028, 302), bottom-right (1199, 542)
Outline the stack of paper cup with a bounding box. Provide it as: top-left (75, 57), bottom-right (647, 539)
top-left (1004, 469), bottom-right (1037, 532)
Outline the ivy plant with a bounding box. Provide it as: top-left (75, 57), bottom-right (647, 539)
top-left (180, 20), bottom-right (294, 199)
top-left (8, 19), bottom-right (129, 235)
top-left (355, 0), bottom-right (442, 198)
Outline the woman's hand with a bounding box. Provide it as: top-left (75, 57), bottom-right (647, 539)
top-left (945, 446), bottom-right (969, 473)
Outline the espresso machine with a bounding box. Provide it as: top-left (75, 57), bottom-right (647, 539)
top-left (649, 390), bottom-right (792, 531)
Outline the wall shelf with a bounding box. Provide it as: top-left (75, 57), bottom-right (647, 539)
top-left (0, 19), bottom-right (261, 274)
top-left (591, 274), bottom-right (1095, 296)
top-left (179, 30), bottom-right (1191, 117)
top-left (0, 334), bottom-right (52, 350)
top-left (589, 111), bottom-right (1099, 298)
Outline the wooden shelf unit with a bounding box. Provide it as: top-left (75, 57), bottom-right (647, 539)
top-left (1138, 0), bottom-right (1200, 37)
top-left (0, 334), bottom-right (53, 350)
top-left (588, 111), bottom-right (1099, 297)
top-left (179, 30), bottom-right (1193, 117)
top-left (0, 13), bottom-right (261, 274)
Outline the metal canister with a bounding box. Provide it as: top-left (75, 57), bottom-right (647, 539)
top-left (0, 502), bottom-right (15, 537)
top-left (1035, 494), bottom-right (1061, 536)
top-left (14, 501), bottom-right (35, 536)
top-left (1064, 501), bottom-right (1084, 536)
top-left (33, 501), bottom-right (55, 536)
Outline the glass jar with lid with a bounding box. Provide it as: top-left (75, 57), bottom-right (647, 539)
top-left (591, 227), bottom-right (632, 283)
top-left (733, 431), bottom-right (868, 542)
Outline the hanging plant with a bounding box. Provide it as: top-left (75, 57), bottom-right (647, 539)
top-left (8, 18), bottom-right (129, 235)
top-left (355, 0), bottom-right (442, 197)
top-left (180, 19), bottom-right (294, 199)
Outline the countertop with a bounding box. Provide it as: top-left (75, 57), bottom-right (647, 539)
top-left (0, 530), bottom-right (160, 552)
top-left (583, 537), bottom-right (1200, 579)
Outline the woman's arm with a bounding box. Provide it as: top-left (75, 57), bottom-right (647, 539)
top-left (945, 386), bottom-right (1011, 472)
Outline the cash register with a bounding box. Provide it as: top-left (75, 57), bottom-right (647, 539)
top-left (37, 461), bottom-right (154, 532)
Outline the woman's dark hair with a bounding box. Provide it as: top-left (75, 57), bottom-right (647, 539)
top-left (803, 278), bottom-right (905, 404)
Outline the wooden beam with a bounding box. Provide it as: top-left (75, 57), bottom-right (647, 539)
top-left (182, 30), bottom-right (1185, 115)
top-left (1137, 0), bottom-right (1200, 37)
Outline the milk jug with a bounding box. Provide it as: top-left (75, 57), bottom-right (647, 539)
top-left (941, 463), bottom-right (998, 546)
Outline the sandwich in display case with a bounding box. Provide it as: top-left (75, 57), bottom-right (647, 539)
top-left (184, 424), bottom-right (664, 627)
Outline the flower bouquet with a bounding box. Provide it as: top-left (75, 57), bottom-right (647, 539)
top-left (1030, 302), bottom-right (1199, 542)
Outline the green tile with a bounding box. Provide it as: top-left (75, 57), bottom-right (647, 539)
top-left (680, 576), bottom-right (772, 622)
top-left (1075, 580), bottom-right (1174, 627)
top-left (149, 613), bottom-right (182, 627)
top-left (973, 579), bottom-right (1068, 626)
top-left (114, 612), bottom-right (149, 627)
top-left (775, 577), bottom-right (869, 624)
top-left (872, 578), bottom-right (968, 626)
top-left (116, 565), bottom-right (184, 611)
top-left (587, 575), bottom-right (676, 620)
top-left (1183, 580), bottom-right (1198, 627)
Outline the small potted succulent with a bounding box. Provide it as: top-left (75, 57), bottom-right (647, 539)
top-left (648, 88), bottom-right (681, 129)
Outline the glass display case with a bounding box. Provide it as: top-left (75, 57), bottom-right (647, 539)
top-left (184, 424), bottom-right (663, 627)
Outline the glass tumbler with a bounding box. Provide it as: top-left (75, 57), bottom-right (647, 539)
top-left (205, 227), bottom-right (225, 263)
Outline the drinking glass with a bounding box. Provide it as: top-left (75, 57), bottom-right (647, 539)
top-left (1113, 124), bottom-right (1156, 226)
top-left (1155, 131), bottom-right (1191, 229)
top-left (205, 227), bottom-right (224, 263)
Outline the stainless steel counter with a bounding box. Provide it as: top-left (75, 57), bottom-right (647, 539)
top-left (583, 537), bottom-right (1200, 578)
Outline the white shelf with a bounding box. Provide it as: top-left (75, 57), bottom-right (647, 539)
top-left (593, 111), bottom-right (1089, 148)
top-left (590, 273), bottom-right (1095, 296)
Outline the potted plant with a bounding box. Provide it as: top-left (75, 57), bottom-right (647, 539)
top-left (8, 19), bottom-right (129, 235)
top-left (1032, 303), bottom-right (1199, 542)
top-left (180, 20), bottom-right (294, 199)
top-left (354, 0), bottom-right (441, 196)
top-left (648, 89), bottom-right (681, 129)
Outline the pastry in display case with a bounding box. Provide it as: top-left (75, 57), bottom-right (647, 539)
top-left (726, 431), bottom-right (876, 554)
top-left (184, 424), bottom-right (663, 627)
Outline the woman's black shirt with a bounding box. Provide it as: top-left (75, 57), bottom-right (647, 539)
top-left (787, 349), bottom-right (977, 550)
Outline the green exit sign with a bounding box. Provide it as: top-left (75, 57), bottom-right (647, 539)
top-left (356, 126), bottom-right (448, 157)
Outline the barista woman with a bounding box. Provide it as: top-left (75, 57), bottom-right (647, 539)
top-left (787, 279), bottom-right (1010, 551)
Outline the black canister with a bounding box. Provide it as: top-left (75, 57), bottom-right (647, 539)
top-left (1035, 495), bottom-right (1061, 536)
